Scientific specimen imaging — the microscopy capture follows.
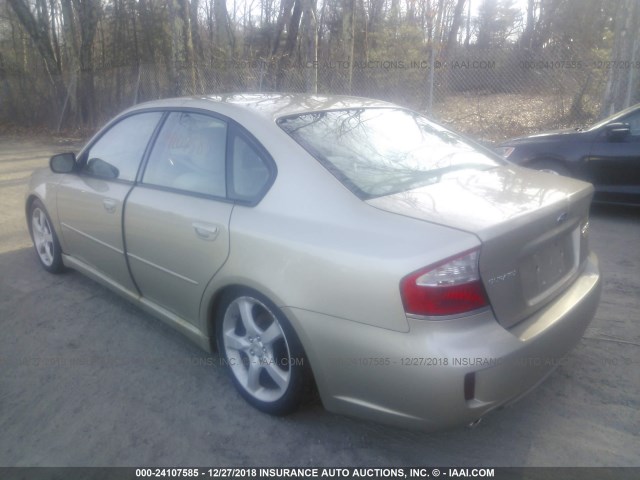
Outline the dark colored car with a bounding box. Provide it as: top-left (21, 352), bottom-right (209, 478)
top-left (497, 103), bottom-right (640, 206)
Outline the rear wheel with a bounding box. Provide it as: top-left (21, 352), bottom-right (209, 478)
top-left (216, 288), bottom-right (309, 415)
top-left (29, 199), bottom-right (64, 273)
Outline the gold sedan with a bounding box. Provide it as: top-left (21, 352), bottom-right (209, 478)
top-left (26, 94), bottom-right (601, 430)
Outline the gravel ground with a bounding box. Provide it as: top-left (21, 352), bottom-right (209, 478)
top-left (0, 135), bottom-right (638, 467)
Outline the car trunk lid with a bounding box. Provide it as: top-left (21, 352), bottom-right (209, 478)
top-left (367, 165), bottom-right (593, 328)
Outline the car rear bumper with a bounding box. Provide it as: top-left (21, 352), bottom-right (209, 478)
top-left (285, 252), bottom-right (601, 431)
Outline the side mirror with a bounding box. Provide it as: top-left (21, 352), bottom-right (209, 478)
top-left (605, 122), bottom-right (631, 140)
top-left (50, 152), bottom-right (77, 173)
top-left (86, 157), bottom-right (120, 179)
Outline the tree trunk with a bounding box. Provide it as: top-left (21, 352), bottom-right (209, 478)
top-left (190, 0), bottom-right (204, 62)
top-left (214, 0), bottom-right (235, 58)
top-left (283, 0), bottom-right (303, 59)
top-left (0, 53), bottom-right (18, 120)
top-left (7, 0), bottom-right (67, 127)
top-left (7, 0), bottom-right (61, 77)
top-left (271, 0), bottom-right (295, 56)
top-left (342, 0), bottom-right (355, 92)
top-left (600, 0), bottom-right (640, 116)
top-left (521, 0), bottom-right (535, 50)
top-left (444, 0), bottom-right (466, 56)
top-left (179, 0), bottom-right (197, 93)
top-left (69, 0), bottom-right (100, 127)
top-left (302, 0), bottom-right (317, 94)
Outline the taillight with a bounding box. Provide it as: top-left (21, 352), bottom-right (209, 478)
top-left (401, 249), bottom-right (488, 317)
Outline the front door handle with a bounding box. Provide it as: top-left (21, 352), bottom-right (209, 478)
top-left (193, 223), bottom-right (220, 241)
top-left (102, 199), bottom-right (117, 213)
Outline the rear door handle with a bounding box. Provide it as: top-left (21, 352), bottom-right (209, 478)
top-left (102, 199), bottom-right (117, 213)
top-left (193, 223), bottom-right (220, 241)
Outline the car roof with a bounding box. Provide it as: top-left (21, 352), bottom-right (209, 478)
top-left (129, 93), bottom-right (399, 123)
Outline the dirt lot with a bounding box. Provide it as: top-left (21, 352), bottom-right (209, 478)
top-left (0, 135), bottom-right (638, 467)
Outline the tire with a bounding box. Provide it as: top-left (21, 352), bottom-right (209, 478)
top-left (28, 199), bottom-right (64, 273)
top-left (216, 287), bottom-right (309, 415)
top-left (530, 159), bottom-right (570, 177)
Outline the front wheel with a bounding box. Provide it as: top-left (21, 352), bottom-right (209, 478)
top-left (530, 160), bottom-right (570, 177)
top-left (29, 199), bottom-right (64, 273)
top-left (216, 288), bottom-right (309, 415)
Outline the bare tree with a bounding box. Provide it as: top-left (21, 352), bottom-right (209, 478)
top-left (214, 0), bottom-right (235, 57)
top-left (7, 0), bottom-right (62, 79)
top-left (476, 0), bottom-right (520, 49)
top-left (601, 0), bottom-right (640, 115)
top-left (74, 0), bottom-right (101, 125)
top-left (301, 0), bottom-right (318, 93)
top-left (6, 0), bottom-right (66, 125)
top-left (444, 0), bottom-right (466, 55)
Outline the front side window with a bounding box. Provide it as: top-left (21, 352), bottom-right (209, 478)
top-left (278, 108), bottom-right (502, 199)
top-left (622, 111), bottom-right (640, 136)
top-left (83, 112), bottom-right (162, 181)
top-left (143, 112), bottom-right (228, 197)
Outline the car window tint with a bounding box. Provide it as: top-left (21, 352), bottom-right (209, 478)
top-left (84, 112), bottom-right (162, 181)
top-left (143, 112), bottom-right (228, 197)
top-left (230, 133), bottom-right (271, 201)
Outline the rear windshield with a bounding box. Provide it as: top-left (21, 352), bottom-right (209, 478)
top-left (278, 108), bottom-right (503, 199)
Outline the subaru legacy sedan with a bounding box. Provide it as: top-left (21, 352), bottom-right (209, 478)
top-left (26, 94), bottom-right (601, 430)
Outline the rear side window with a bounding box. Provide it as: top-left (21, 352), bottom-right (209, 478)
top-left (83, 112), bottom-right (162, 181)
top-left (229, 133), bottom-right (272, 202)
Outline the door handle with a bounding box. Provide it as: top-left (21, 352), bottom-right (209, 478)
top-left (102, 199), bottom-right (117, 213)
top-left (193, 223), bottom-right (220, 241)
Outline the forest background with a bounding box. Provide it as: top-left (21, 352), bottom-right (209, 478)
top-left (1, 0), bottom-right (639, 141)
